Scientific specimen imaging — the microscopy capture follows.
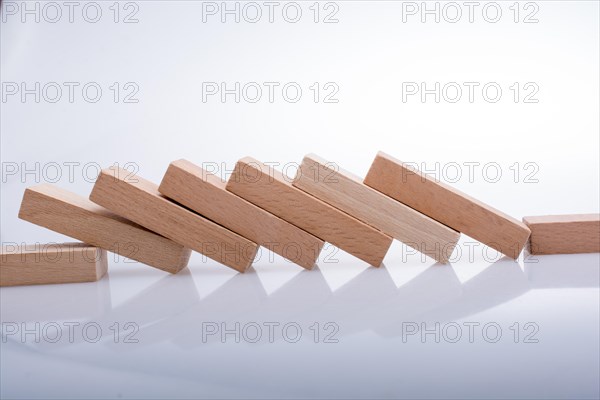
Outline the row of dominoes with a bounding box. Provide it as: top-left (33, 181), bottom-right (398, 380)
top-left (2, 152), bottom-right (599, 286)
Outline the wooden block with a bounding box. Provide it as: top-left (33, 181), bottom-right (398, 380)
top-left (18, 184), bottom-right (191, 274)
top-left (225, 157), bottom-right (393, 267)
top-left (364, 151), bottom-right (531, 259)
top-left (159, 159), bottom-right (325, 269)
top-left (90, 167), bottom-right (259, 272)
top-left (293, 154), bottom-right (460, 263)
top-left (523, 214), bottom-right (600, 255)
top-left (1, 242), bottom-right (107, 287)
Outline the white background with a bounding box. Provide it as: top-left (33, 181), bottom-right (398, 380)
top-left (1, 1), bottom-right (599, 399)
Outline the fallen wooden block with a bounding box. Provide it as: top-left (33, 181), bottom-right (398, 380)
top-left (18, 184), bottom-right (191, 273)
top-left (159, 159), bottom-right (325, 269)
top-left (1, 243), bottom-right (107, 287)
top-left (523, 214), bottom-right (600, 255)
top-left (364, 151), bottom-right (531, 259)
top-left (226, 157), bottom-right (393, 267)
top-left (90, 167), bottom-right (259, 272)
top-left (293, 154), bottom-right (460, 263)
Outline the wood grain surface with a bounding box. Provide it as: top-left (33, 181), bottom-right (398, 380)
top-left (523, 214), bottom-right (600, 255)
top-left (159, 159), bottom-right (324, 269)
top-left (1, 242), bottom-right (107, 286)
top-left (226, 157), bottom-right (393, 267)
top-left (90, 167), bottom-right (259, 272)
top-left (364, 151), bottom-right (531, 259)
top-left (293, 154), bottom-right (460, 263)
top-left (18, 184), bottom-right (191, 273)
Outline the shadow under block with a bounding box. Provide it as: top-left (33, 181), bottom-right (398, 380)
top-left (1, 243), bottom-right (108, 287)
top-left (18, 184), bottom-right (191, 273)
top-left (523, 214), bottom-right (600, 255)
top-left (159, 159), bottom-right (325, 269)
top-left (293, 154), bottom-right (460, 263)
top-left (225, 157), bottom-right (393, 267)
top-left (90, 167), bottom-right (259, 272)
top-left (364, 151), bottom-right (531, 259)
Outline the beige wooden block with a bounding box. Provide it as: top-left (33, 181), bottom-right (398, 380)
top-left (1, 242), bottom-right (107, 287)
top-left (293, 154), bottom-right (460, 263)
top-left (364, 151), bottom-right (531, 259)
top-left (523, 214), bottom-right (600, 255)
top-left (18, 184), bottom-right (191, 273)
top-left (159, 159), bottom-right (325, 269)
top-left (90, 167), bottom-right (259, 272)
top-left (226, 157), bottom-right (393, 267)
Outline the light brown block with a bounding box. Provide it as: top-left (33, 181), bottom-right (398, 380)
top-left (159, 159), bottom-right (325, 269)
top-left (523, 214), bottom-right (600, 255)
top-left (293, 154), bottom-right (460, 263)
top-left (364, 151), bottom-right (531, 259)
top-left (18, 184), bottom-right (191, 273)
top-left (225, 157), bottom-right (393, 267)
top-left (90, 167), bottom-right (259, 272)
top-left (1, 243), bottom-right (107, 287)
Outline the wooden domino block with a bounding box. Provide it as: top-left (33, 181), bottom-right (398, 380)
top-left (159, 159), bottom-right (325, 269)
top-left (523, 214), bottom-right (600, 255)
top-left (90, 167), bottom-right (259, 272)
top-left (293, 154), bottom-right (460, 263)
top-left (18, 184), bottom-right (191, 273)
top-left (225, 157), bottom-right (393, 267)
top-left (1, 243), bottom-right (107, 287)
top-left (364, 151), bottom-right (531, 259)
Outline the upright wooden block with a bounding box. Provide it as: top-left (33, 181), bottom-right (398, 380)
top-left (1, 243), bottom-right (108, 287)
top-left (159, 159), bottom-right (325, 269)
top-left (18, 184), bottom-right (191, 273)
top-left (226, 157), bottom-right (393, 267)
top-left (293, 154), bottom-right (460, 263)
top-left (90, 167), bottom-right (259, 272)
top-left (364, 151), bottom-right (531, 259)
top-left (523, 214), bottom-right (600, 255)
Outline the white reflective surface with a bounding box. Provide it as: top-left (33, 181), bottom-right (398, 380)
top-left (2, 249), bottom-right (599, 399)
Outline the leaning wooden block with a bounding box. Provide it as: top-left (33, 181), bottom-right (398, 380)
top-left (90, 167), bottom-right (259, 272)
top-left (293, 154), bottom-right (460, 263)
top-left (1, 243), bottom-right (107, 287)
top-left (523, 214), bottom-right (600, 255)
top-left (159, 159), bottom-right (325, 269)
top-left (364, 151), bottom-right (531, 259)
top-left (226, 157), bottom-right (393, 267)
top-left (18, 184), bottom-right (191, 273)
